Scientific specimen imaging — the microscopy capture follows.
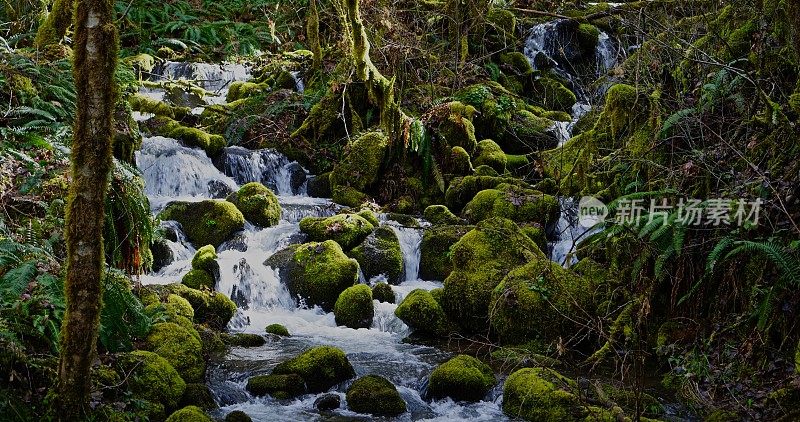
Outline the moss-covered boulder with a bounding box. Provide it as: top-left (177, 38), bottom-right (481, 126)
top-left (440, 218), bottom-right (543, 333)
top-left (394, 289), bottom-right (449, 337)
top-left (159, 200), bottom-right (245, 248)
top-left (430, 102), bottom-right (479, 153)
top-left (349, 226), bottom-right (403, 284)
top-left (224, 333), bottom-right (266, 348)
top-left (500, 52), bottom-right (533, 75)
top-left (332, 185), bottom-right (370, 207)
top-left (168, 284), bottom-right (237, 329)
top-left (144, 322), bottom-right (206, 383)
top-left (423, 205), bottom-right (463, 226)
top-left (224, 410), bottom-right (253, 422)
top-left (128, 93), bottom-right (191, 120)
top-left (462, 184), bottom-right (559, 225)
top-left (179, 383), bottom-right (217, 410)
top-left (346, 375), bottom-right (406, 416)
top-left (372, 282), bottom-right (395, 303)
top-left (182, 269), bottom-right (214, 290)
top-left (165, 406), bottom-right (212, 422)
top-left (428, 355), bottom-right (496, 402)
top-left (144, 293), bottom-right (196, 326)
top-left (226, 182), bottom-right (281, 228)
top-left (267, 241), bottom-right (359, 311)
top-left (489, 260), bottom-right (593, 345)
top-left (530, 76), bottom-right (577, 113)
top-left (271, 346), bottom-right (356, 393)
top-left (191, 245), bottom-right (218, 274)
top-left (330, 131), bottom-right (387, 193)
top-left (265, 323), bottom-right (290, 337)
top-left (445, 175), bottom-right (531, 213)
top-left (356, 209), bottom-right (380, 227)
top-left (334, 284), bottom-right (374, 329)
top-left (299, 214), bottom-right (375, 250)
top-left (117, 350), bottom-right (186, 411)
top-left (226, 81), bottom-right (269, 102)
top-left (473, 140), bottom-right (507, 174)
top-left (419, 225), bottom-right (473, 281)
top-left (449, 146), bottom-right (474, 175)
top-left (502, 367), bottom-right (586, 421)
top-left (246, 373), bottom-right (306, 399)
top-left (150, 116), bottom-right (226, 157)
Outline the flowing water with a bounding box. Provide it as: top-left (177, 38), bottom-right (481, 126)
top-left (135, 63), bottom-right (508, 420)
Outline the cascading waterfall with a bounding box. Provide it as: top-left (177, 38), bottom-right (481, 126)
top-left (135, 61), bottom-right (506, 421)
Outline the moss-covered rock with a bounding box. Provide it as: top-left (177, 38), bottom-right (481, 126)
top-left (150, 116), bottom-right (226, 157)
top-left (440, 218), bottom-right (544, 333)
top-left (372, 282), bottom-right (395, 303)
top-left (271, 346), bottom-right (356, 393)
top-left (500, 52), bottom-right (533, 75)
top-left (334, 284), bottom-right (374, 329)
top-left (117, 350), bottom-right (186, 411)
top-left (224, 333), bottom-right (266, 347)
top-left (489, 259), bottom-right (593, 345)
top-left (428, 355), bottom-right (496, 402)
top-left (167, 284), bottom-right (238, 329)
top-left (330, 131), bottom-right (388, 192)
top-left (191, 244), bottom-right (219, 273)
top-left (462, 184), bottom-right (559, 225)
top-left (394, 289), bottom-right (449, 337)
top-left (128, 93), bottom-right (190, 120)
top-left (268, 241), bottom-right (359, 311)
top-left (144, 293), bottom-right (196, 326)
top-left (182, 269), bottom-right (214, 290)
top-left (349, 226), bottom-right (403, 284)
top-left (144, 322), bottom-right (206, 383)
top-left (449, 146), bottom-right (474, 175)
top-left (299, 213), bottom-right (375, 250)
top-left (530, 77), bottom-right (577, 113)
top-left (226, 81), bottom-right (269, 102)
top-left (159, 200), bottom-right (245, 248)
top-left (246, 373), bottom-right (306, 399)
top-left (430, 102), bottom-right (479, 153)
top-left (179, 383), bottom-right (217, 410)
top-left (332, 185), bottom-right (370, 207)
top-left (226, 182), bottom-right (281, 228)
top-left (473, 139), bottom-right (508, 174)
top-left (307, 172), bottom-right (332, 198)
top-left (195, 325), bottom-right (227, 359)
top-left (520, 224), bottom-right (547, 252)
top-left (445, 175), bottom-right (530, 213)
top-left (346, 375), bottom-right (406, 416)
top-left (576, 23), bottom-right (601, 52)
top-left (265, 323), bottom-right (290, 336)
top-left (224, 410), bottom-right (253, 422)
top-left (165, 405), bottom-right (212, 422)
top-left (419, 225), bottom-right (473, 281)
top-left (502, 367), bottom-right (586, 421)
top-left (356, 209), bottom-right (380, 227)
top-left (423, 205), bottom-right (463, 226)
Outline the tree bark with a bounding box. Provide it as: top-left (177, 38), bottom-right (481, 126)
top-left (57, 0), bottom-right (118, 417)
top-left (788, 0), bottom-right (800, 62)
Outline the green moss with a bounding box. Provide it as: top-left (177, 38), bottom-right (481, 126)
top-left (246, 374), bottom-right (306, 399)
top-left (499, 52), bottom-right (533, 75)
top-left (330, 131), bottom-right (388, 192)
top-left (179, 383), bottom-right (217, 410)
top-left (531, 77), bottom-right (577, 113)
top-left (158, 200), bottom-right (245, 248)
top-left (271, 346), bottom-right (356, 393)
top-left (473, 140), bottom-right (508, 174)
top-left (423, 205), bottom-right (462, 226)
top-left (450, 146), bottom-right (474, 175)
top-left (445, 175), bottom-right (530, 213)
top-left (440, 218), bottom-right (543, 333)
top-left (796, 339), bottom-right (800, 374)
top-left (505, 154), bottom-right (529, 175)
top-left (576, 24), bottom-right (601, 52)
top-left (128, 94), bottom-right (190, 120)
top-left (334, 284), bottom-right (374, 329)
top-left (790, 89), bottom-right (800, 115)
top-left (166, 294), bottom-right (194, 320)
top-left (372, 282), bottom-right (395, 303)
top-left (226, 81), bottom-right (269, 102)
top-left (284, 241), bottom-right (360, 311)
top-left (504, 109), bottom-right (556, 153)
top-left (151, 116), bottom-right (226, 157)
top-left (265, 323), bottom-right (290, 336)
top-left (117, 350), bottom-right (186, 411)
top-left (332, 185), bottom-right (370, 207)
top-left (601, 84), bottom-right (642, 138)
top-left (489, 259), bottom-right (591, 345)
top-left (428, 355), bottom-right (496, 402)
top-left (349, 226), bottom-right (403, 284)
top-left (474, 165), bottom-right (500, 177)
top-left (543, 111), bottom-right (572, 122)
top-left (299, 213), bottom-right (375, 250)
top-left (502, 367), bottom-right (583, 421)
top-left (520, 224), bottom-right (547, 252)
top-left (486, 8), bottom-right (516, 42)
top-left (356, 209), bottom-right (380, 227)
top-left (433, 102), bottom-right (478, 153)
top-left (182, 269), bottom-right (214, 290)
top-left (204, 291), bottom-right (237, 330)
top-left (346, 375), bottom-right (406, 416)
top-left (226, 182), bottom-right (281, 227)
top-left (195, 325), bottom-right (227, 359)
top-left (224, 333), bottom-right (266, 347)
top-left (145, 322), bottom-right (205, 383)
top-left (165, 406), bottom-right (212, 422)
top-left (462, 184), bottom-right (560, 226)
top-left (419, 225), bottom-right (473, 281)
top-left (191, 245), bottom-right (218, 273)
top-left (225, 410), bottom-right (253, 422)
top-left (394, 289), bottom-right (449, 336)
top-left (122, 54), bottom-right (155, 78)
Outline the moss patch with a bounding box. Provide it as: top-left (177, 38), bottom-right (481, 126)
top-left (144, 322), bottom-right (205, 383)
top-left (246, 374), bottom-right (305, 399)
top-left (299, 213), bottom-right (375, 250)
top-left (473, 140), bottom-right (508, 174)
top-left (330, 131), bottom-right (388, 192)
top-left (165, 406), bottom-right (212, 422)
top-left (159, 200), bottom-right (245, 248)
top-left (346, 375), bottom-right (406, 416)
top-left (271, 346), bottom-right (356, 393)
top-left (372, 282), bottom-right (395, 303)
top-left (117, 350), bottom-right (186, 411)
top-left (395, 289), bottom-right (449, 337)
top-left (419, 225), bottom-right (473, 281)
top-left (265, 323), bottom-right (290, 337)
top-left (334, 284), bottom-right (374, 329)
top-left (349, 226), bottom-right (403, 284)
top-left (428, 355), bottom-right (496, 402)
top-left (462, 184), bottom-right (559, 226)
top-left (423, 205), bottom-right (463, 226)
top-left (226, 182), bottom-right (281, 228)
top-left (151, 116), bottom-right (226, 157)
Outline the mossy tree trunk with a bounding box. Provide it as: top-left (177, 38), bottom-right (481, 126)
top-left (788, 0), bottom-right (800, 62)
top-left (307, 0), bottom-right (322, 70)
top-left (34, 0), bottom-right (73, 48)
top-left (57, 0), bottom-right (118, 417)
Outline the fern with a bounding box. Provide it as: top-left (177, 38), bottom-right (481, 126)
top-left (99, 269), bottom-right (152, 352)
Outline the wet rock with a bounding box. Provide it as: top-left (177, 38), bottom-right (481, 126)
top-left (349, 226), bottom-right (403, 285)
top-left (346, 375), bottom-right (406, 416)
top-left (226, 182), bottom-right (281, 228)
top-left (246, 374), bottom-right (305, 399)
top-left (150, 237), bottom-right (175, 272)
top-left (395, 289), bottom-right (449, 337)
top-left (428, 355), bottom-right (496, 402)
top-left (271, 346), bottom-right (356, 393)
top-left (299, 213), bottom-right (375, 250)
top-left (286, 162), bottom-right (307, 194)
top-left (208, 180), bottom-right (234, 199)
top-left (315, 393), bottom-right (341, 411)
top-left (371, 282), bottom-right (395, 304)
top-left (224, 410), bottom-right (253, 422)
top-left (265, 323), bottom-right (290, 337)
top-left (333, 284), bottom-right (374, 329)
top-left (158, 200), bottom-right (245, 248)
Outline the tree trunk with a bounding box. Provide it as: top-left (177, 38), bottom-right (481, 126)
top-left (57, 0), bottom-right (118, 417)
top-left (308, 0), bottom-right (322, 69)
top-left (34, 0), bottom-right (73, 48)
top-left (788, 0), bottom-right (800, 62)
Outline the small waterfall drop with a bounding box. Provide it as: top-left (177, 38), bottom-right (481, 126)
top-left (548, 197), bottom-right (598, 266)
top-left (383, 217), bottom-right (424, 282)
top-left (221, 147), bottom-right (307, 195)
